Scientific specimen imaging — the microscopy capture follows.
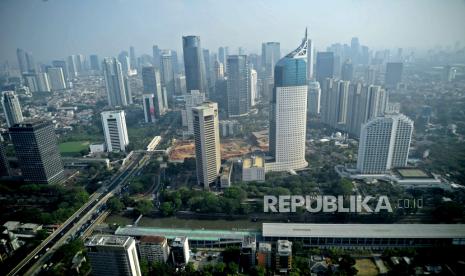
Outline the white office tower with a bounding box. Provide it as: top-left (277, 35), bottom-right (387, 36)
top-left (86, 235), bottom-right (141, 276)
top-left (47, 67), bottom-right (66, 91)
top-left (266, 30), bottom-right (308, 172)
top-left (37, 73), bottom-right (51, 92)
top-left (357, 114), bottom-right (413, 174)
top-left (2, 91), bottom-right (24, 128)
top-left (142, 66), bottom-right (166, 117)
top-left (102, 57), bottom-right (129, 107)
top-left (101, 110), bottom-right (129, 152)
top-left (192, 102), bottom-right (221, 188)
top-left (138, 236), bottom-right (170, 264)
top-left (307, 81), bottom-right (321, 115)
top-left (181, 90), bottom-right (205, 135)
top-left (170, 237), bottom-right (190, 267)
top-left (142, 94), bottom-right (157, 123)
top-left (250, 69), bottom-right (258, 106)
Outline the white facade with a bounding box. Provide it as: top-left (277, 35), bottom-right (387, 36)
top-left (250, 69), bottom-right (258, 106)
top-left (37, 73), bottom-right (51, 92)
top-left (47, 67), bottom-right (67, 91)
top-left (242, 156), bottom-right (265, 182)
top-left (266, 85), bottom-right (308, 172)
top-left (171, 236), bottom-right (190, 267)
top-left (307, 81), bottom-right (321, 115)
top-left (101, 110), bottom-right (129, 152)
top-left (138, 236), bottom-right (170, 264)
top-left (192, 102), bottom-right (221, 188)
top-left (86, 235), bottom-right (141, 276)
top-left (2, 91), bottom-right (24, 128)
top-left (357, 114), bottom-right (413, 174)
top-left (181, 90), bottom-right (205, 135)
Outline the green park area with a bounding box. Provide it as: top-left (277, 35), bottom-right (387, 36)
top-left (59, 141), bottom-right (90, 156)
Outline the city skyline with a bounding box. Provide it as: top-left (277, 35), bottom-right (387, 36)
top-left (1, 0), bottom-right (465, 64)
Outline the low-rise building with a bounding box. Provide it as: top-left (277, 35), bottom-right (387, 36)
top-left (220, 162), bottom-right (233, 188)
top-left (256, 242), bottom-right (272, 269)
top-left (242, 155), bottom-right (265, 182)
top-left (170, 236), bottom-right (189, 267)
top-left (276, 240), bottom-right (292, 273)
top-left (138, 235), bottom-right (170, 264)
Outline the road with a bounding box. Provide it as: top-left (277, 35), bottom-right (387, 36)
top-left (7, 151), bottom-right (149, 276)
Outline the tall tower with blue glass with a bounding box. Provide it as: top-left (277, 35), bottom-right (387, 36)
top-left (266, 29), bottom-right (309, 172)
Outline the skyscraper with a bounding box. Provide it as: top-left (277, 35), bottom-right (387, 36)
top-left (192, 102), bottom-right (221, 188)
top-left (52, 60), bottom-right (69, 84)
top-left (307, 38), bottom-right (315, 80)
top-left (102, 57), bottom-right (129, 107)
top-left (47, 67), bottom-right (67, 91)
top-left (261, 42), bottom-right (281, 79)
top-left (25, 51), bottom-right (36, 73)
top-left (357, 114), bottom-right (413, 174)
top-left (67, 55), bottom-right (78, 78)
top-left (101, 110), bottom-right (129, 152)
top-left (2, 91), bottom-right (24, 128)
top-left (267, 30), bottom-right (308, 172)
top-left (86, 235), bottom-right (141, 276)
top-left (250, 68), bottom-right (258, 106)
top-left (152, 45), bottom-right (161, 68)
top-left (385, 62), bottom-right (403, 89)
top-left (129, 46), bottom-right (137, 70)
top-left (320, 79), bottom-right (350, 129)
top-left (142, 66), bottom-right (165, 117)
top-left (9, 120), bottom-right (65, 184)
top-left (218, 46), bottom-right (229, 73)
top-left (36, 73), bottom-right (51, 92)
top-left (16, 48), bottom-right (27, 74)
top-left (0, 141), bottom-right (11, 177)
top-left (307, 81), bottom-right (321, 115)
top-left (182, 36), bottom-right (208, 94)
top-left (315, 52), bottom-right (334, 85)
top-left (182, 90), bottom-right (205, 135)
top-left (351, 37), bottom-right (360, 64)
top-left (89, 54), bottom-right (100, 71)
top-left (118, 51), bottom-right (131, 75)
top-left (226, 55), bottom-right (250, 117)
top-left (341, 59), bottom-right (354, 81)
top-left (160, 50), bottom-right (175, 106)
top-left (142, 94), bottom-right (157, 123)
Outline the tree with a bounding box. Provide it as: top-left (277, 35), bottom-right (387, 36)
top-left (107, 197), bottom-right (124, 213)
top-left (135, 200), bottom-right (154, 216)
top-left (160, 202), bottom-right (175, 217)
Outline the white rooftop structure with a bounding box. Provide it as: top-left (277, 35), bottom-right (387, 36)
top-left (262, 223), bottom-right (465, 239)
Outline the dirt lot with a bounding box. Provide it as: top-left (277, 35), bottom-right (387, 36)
top-left (169, 138), bottom-right (253, 161)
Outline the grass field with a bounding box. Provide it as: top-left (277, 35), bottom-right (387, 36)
top-left (354, 258), bottom-right (378, 276)
top-left (59, 141), bottom-right (90, 156)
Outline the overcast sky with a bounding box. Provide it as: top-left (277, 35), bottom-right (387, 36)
top-left (1, 0), bottom-right (465, 64)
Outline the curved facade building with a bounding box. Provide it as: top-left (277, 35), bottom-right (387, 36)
top-left (267, 30), bottom-right (309, 172)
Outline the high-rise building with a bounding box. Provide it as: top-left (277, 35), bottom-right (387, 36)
top-left (16, 48), bottom-right (28, 74)
top-left (267, 31), bottom-right (308, 172)
top-left (52, 60), bottom-right (69, 84)
top-left (47, 67), bottom-right (67, 91)
top-left (0, 141), bottom-right (11, 177)
top-left (320, 79), bottom-right (350, 129)
top-left (175, 74), bottom-right (187, 95)
top-left (315, 52), bottom-right (334, 85)
top-left (67, 55), bottom-right (78, 78)
top-left (192, 102), bottom-right (221, 188)
top-left (218, 46), bottom-right (229, 73)
top-left (341, 59), bottom-right (354, 81)
top-left (181, 90), bottom-right (205, 135)
top-left (118, 51), bottom-right (131, 75)
top-left (9, 121), bottom-right (65, 184)
top-left (261, 42), bottom-right (281, 79)
top-left (75, 54), bottom-right (85, 74)
top-left (152, 45), bottom-right (160, 68)
top-left (160, 50), bottom-right (175, 106)
top-left (276, 240), bottom-right (292, 274)
top-left (385, 62), bottom-right (403, 89)
top-left (102, 57), bottom-right (129, 107)
top-left (23, 73), bottom-right (39, 92)
top-left (142, 94), bottom-right (157, 123)
top-left (89, 54), bottom-right (100, 71)
top-left (307, 81), bottom-right (321, 115)
top-left (226, 55), bottom-right (250, 117)
top-left (129, 46), bottom-right (137, 70)
top-left (182, 36), bottom-right (208, 94)
top-left (250, 69), bottom-right (258, 106)
top-left (170, 237), bottom-right (190, 268)
top-left (101, 110), bottom-right (129, 152)
top-left (351, 37), bottom-right (360, 64)
top-left (203, 49), bottom-right (212, 89)
top-left (36, 73), bottom-right (51, 92)
top-left (142, 66), bottom-right (165, 117)
top-left (86, 235), bottom-right (141, 276)
top-left (24, 51), bottom-right (36, 73)
top-left (357, 114), bottom-right (413, 174)
top-left (138, 236), bottom-right (170, 264)
top-left (2, 91), bottom-right (24, 128)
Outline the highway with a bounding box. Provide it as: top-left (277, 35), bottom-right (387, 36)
top-left (7, 151), bottom-right (149, 276)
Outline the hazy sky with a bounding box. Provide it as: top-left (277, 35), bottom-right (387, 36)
top-left (1, 0), bottom-right (465, 64)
